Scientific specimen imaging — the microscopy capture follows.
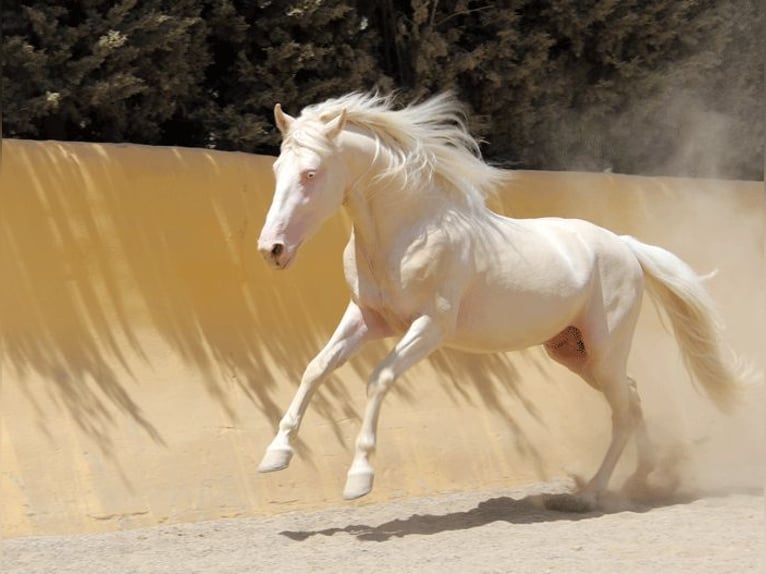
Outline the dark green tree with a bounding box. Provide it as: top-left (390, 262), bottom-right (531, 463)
top-left (2, 0), bottom-right (209, 143)
top-left (1, 0), bottom-right (762, 178)
top-left (361, 0), bottom-right (763, 179)
top-left (196, 0), bottom-right (386, 152)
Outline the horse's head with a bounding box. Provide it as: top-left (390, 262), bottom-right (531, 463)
top-left (258, 104), bottom-right (348, 269)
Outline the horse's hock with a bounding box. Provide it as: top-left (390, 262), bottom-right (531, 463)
top-left (1, 139), bottom-right (762, 537)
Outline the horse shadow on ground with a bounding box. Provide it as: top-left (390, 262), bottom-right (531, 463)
top-left (278, 487), bottom-right (715, 543)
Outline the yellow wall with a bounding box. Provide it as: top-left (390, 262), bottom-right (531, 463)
top-left (1, 139), bottom-right (762, 537)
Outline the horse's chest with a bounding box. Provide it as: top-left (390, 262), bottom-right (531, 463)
top-left (345, 243), bottom-right (443, 331)
top-left (355, 264), bottom-right (424, 325)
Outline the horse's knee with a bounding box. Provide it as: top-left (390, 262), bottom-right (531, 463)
top-left (367, 366), bottom-right (396, 396)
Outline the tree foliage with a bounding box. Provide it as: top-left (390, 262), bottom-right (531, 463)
top-left (197, 0), bottom-right (383, 150)
top-left (2, 0), bottom-right (210, 143)
top-left (2, 0), bottom-right (763, 179)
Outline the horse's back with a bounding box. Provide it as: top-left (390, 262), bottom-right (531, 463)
top-left (449, 214), bottom-right (643, 352)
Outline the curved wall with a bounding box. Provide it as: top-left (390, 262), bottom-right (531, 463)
top-left (1, 139), bottom-right (762, 536)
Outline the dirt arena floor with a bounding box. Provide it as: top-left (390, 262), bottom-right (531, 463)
top-left (5, 479), bottom-right (762, 574)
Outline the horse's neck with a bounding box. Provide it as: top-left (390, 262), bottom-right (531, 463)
top-left (343, 175), bottom-right (449, 259)
top-left (340, 131), bottom-right (452, 256)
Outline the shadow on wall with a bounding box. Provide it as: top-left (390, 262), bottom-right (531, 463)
top-left (1, 141), bottom-right (345, 451)
top-left (1, 141), bottom-right (761, 473)
top-left (0, 141), bottom-right (546, 460)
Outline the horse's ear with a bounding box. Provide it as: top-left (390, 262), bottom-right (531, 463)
top-left (274, 103), bottom-right (295, 134)
top-left (324, 108), bottom-right (347, 140)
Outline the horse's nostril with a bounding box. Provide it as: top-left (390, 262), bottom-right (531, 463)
top-left (271, 243), bottom-right (284, 258)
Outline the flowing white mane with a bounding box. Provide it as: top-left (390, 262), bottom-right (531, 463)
top-left (291, 92), bottom-right (511, 209)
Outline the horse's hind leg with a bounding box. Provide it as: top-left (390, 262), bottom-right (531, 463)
top-left (622, 376), bottom-right (657, 493)
top-left (543, 362), bottom-right (642, 512)
top-left (581, 370), bottom-right (646, 498)
top-left (545, 325), bottom-right (649, 510)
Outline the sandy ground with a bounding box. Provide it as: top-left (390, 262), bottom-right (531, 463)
top-left (4, 480), bottom-right (762, 574)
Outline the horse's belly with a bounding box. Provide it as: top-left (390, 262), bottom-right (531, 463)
top-left (449, 261), bottom-right (593, 352)
top-left (449, 293), bottom-right (581, 352)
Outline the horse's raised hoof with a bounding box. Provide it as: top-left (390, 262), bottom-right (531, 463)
top-left (257, 447), bottom-right (293, 473)
top-left (343, 470), bottom-right (374, 500)
top-left (544, 492), bottom-right (598, 513)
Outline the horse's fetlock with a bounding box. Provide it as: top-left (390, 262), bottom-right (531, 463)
top-left (356, 432), bottom-right (376, 454)
top-left (279, 414), bottom-right (299, 434)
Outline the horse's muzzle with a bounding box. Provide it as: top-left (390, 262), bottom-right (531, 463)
top-left (258, 238), bottom-right (297, 269)
top-left (269, 242), bottom-right (284, 260)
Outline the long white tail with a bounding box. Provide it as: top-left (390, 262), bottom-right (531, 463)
top-left (622, 235), bottom-right (748, 412)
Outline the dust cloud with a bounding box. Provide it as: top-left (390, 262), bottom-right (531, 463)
top-left (614, 177), bottom-right (764, 503)
top-left (501, 171), bottom-right (764, 505)
top-left (545, 15), bottom-right (765, 499)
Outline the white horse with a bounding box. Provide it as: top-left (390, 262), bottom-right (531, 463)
top-left (256, 92), bottom-right (746, 510)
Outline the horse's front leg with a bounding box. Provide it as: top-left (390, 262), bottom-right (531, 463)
top-left (343, 314), bottom-right (446, 499)
top-left (258, 301), bottom-right (388, 472)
